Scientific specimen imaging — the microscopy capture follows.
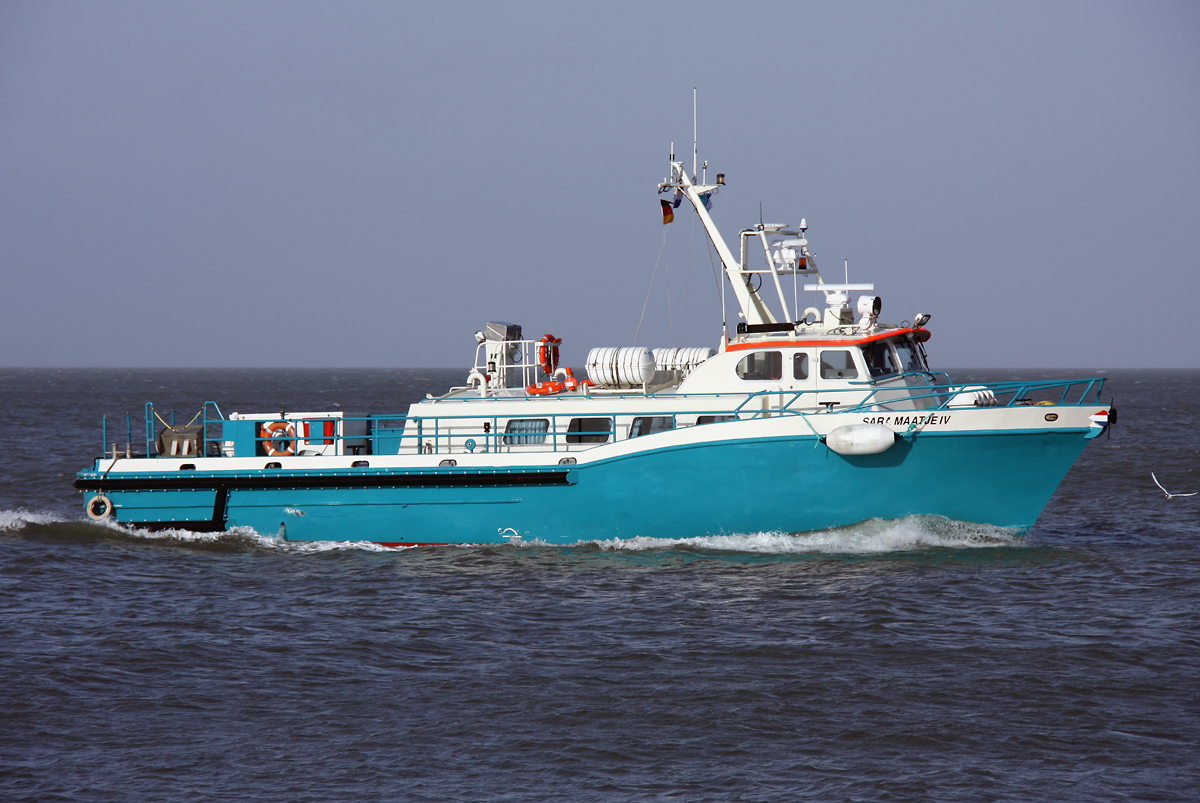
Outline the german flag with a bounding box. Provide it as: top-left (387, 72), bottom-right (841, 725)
top-left (660, 199), bottom-right (674, 225)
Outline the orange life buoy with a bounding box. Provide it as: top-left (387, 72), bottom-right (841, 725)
top-left (261, 421), bottom-right (296, 456)
top-left (538, 334), bottom-right (561, 375)
top-left (526, 381), bottom-right (567, 396)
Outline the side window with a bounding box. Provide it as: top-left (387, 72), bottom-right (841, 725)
top-left (696, 414), bottom-right (735, 425)
top-left (566, 418), bottom-right (612, 444)
top-left (629, 416), bottom-right (674, 438)
top-left (793, 353), bottom-right (809, 380)
top-left (820, 350), bottom-right (859, 380)
top-left (862, 342), bottom-right (898, 377)
top-left (503, 418), bottom-right (549, 445)
top-left (736, 351), bottom-right (782, 381)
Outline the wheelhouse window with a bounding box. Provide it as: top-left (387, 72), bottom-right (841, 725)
top-left (894, 340), bottom-right (928, 373)
top-left (566, 418), bottom-right (612, 444)
top-left (861, 341), bottom-right (899, 378)
top-left (629, 416), bottom-right (674, 438)
top-left (696, 414), bottom-right (735, 425)
top-left (736, 351), bottom-right (782, 381)
top-left (503, 418), bottom-right (549, 445)
top-left (819, 350), bottom-right (859, 380)
top-left (793, 353), bottom-right (809, 380)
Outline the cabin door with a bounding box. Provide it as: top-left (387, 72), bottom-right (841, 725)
top-left (814, 349), bottom-right (865, 413)
top-left (785, 350), bottom-right (817, 412)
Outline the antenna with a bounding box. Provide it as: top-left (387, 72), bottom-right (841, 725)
top-left (759, 202), bottom-right (764, 228)
top-left (844, 259), bottom-right (849, 284)
top-left (692, 87), bottom-right (698, 181)
top-left (670, 141), bottom-right (674, 162)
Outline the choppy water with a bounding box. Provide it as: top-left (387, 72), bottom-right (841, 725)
top-left (2, 368), bottom-right (1198, 802)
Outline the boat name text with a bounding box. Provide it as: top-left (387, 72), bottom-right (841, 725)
top-left (861, 414), bottom-right (952, 426)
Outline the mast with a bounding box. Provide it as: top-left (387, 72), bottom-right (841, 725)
top-left (661, 161), bottom-right (776, 327)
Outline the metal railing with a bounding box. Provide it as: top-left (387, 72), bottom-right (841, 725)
top-left (97, 377), bottom-right (1106, 461)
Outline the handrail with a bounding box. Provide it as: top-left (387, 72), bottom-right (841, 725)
top-left (104, 375), bottom-right (1106, 460)
top-left (846, 370), bottom-right (946, 386)
top-left (470, 337), bottom-right (547, 391)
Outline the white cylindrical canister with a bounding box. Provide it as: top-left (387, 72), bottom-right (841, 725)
top-left (652, 347), bottom-right (715, 373)
top-left (585, 347), bottom-right (656, 387)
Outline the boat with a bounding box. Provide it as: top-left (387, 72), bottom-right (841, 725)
top-left (74, 148), bottom-right (1112, 545)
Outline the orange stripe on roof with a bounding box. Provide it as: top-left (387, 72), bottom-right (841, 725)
top-left (725, 328), bottom-right (930, 352)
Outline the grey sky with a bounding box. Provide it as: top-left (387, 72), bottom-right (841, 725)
top-left (2, 1), bottom-right (1197, 369)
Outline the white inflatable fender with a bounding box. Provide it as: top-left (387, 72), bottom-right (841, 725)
top-left (947, 385), bottom-right (998, 408)
top-left (823, 423), bottom-right (899, 455)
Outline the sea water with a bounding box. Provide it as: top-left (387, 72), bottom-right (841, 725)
top-left (2, 368), bottom-right (1197, 802)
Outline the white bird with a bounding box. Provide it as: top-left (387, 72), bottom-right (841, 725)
top-left (1151, 473), bottom-right (1197, 499)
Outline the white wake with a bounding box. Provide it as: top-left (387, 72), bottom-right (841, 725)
top-left (587, 516), bottom-right (1023, 554)
top-left (3, 510), bottom-right (1022, 555)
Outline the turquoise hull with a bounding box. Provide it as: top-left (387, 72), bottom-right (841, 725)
top-left (79, 428), bottom-right (1090, 544)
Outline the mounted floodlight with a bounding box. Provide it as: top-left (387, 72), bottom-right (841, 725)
top-left (474, 330), bottom-right (486, 344)
top-left (716, 173), bottom-right (725, 185)
top-left (913, 313), bottom-right (931, 328)
top-left (857, 296), bottom-right (882, 317)
top-left (857, 296), bottom-right (882, 331)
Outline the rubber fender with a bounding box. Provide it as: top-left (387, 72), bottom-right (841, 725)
top-left (824, 423), bottom-right (899, 455)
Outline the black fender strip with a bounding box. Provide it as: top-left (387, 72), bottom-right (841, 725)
top-left (74, 470), bottom-right (575, 492)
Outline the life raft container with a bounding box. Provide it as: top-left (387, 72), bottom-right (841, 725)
top-left (538, 334), bottom-right (562, 375)
top-left (261, 421), bottom-right (296, 456)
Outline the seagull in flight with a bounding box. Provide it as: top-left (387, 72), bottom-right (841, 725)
top-left (1152, 473), bottom-right (1197, 499)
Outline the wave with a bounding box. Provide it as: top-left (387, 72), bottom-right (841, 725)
top-left (133, 525), bottom-right (419, 553)
top-left (585, 516), bottom-right (1024, 555)
top-left (84, 522), bottom-right (418, 554)
top-left (3, 510), bottom-right (1022, 556)
top-left (0, 510), bottom-right (418, 553)
top-left (0, 510), bottom-right (70, 531)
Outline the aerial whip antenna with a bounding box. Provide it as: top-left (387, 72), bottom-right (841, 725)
top-left (692, 87), bottom-right (698, 181)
